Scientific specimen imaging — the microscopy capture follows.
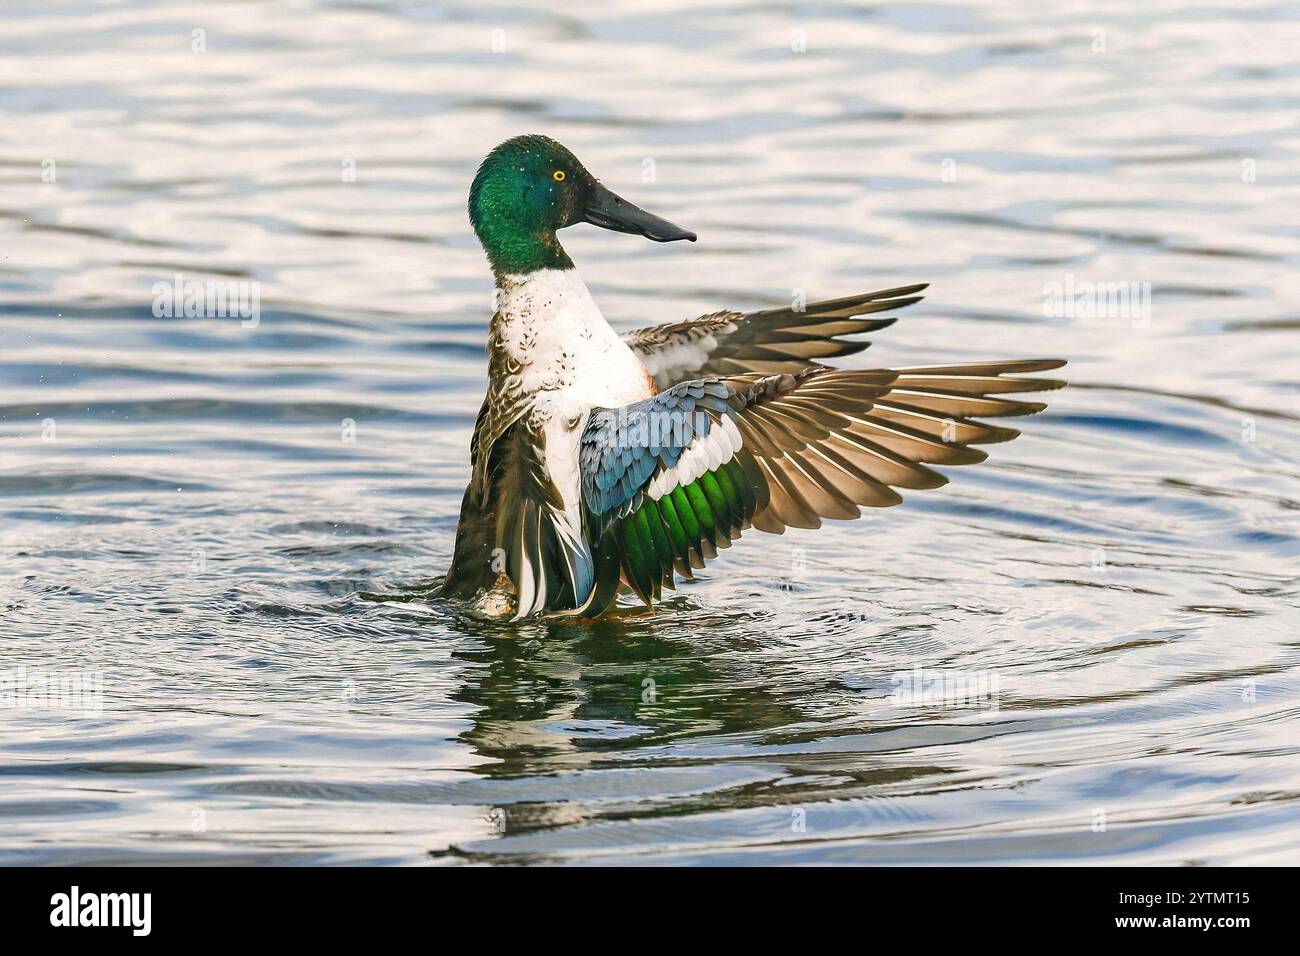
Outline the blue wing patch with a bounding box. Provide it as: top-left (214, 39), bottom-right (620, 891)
top-left (580, 379), bottom-right (731, 520)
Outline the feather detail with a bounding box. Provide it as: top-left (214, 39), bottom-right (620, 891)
top-left (573, 358), bottom-right (1065, 616)
top-left (624, 284), bottom-right (928, 390)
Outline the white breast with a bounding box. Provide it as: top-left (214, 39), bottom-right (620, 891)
top-left (492, 269), bottom-right (657, 615)
top-left (495, 268), bottom-right (655, 411)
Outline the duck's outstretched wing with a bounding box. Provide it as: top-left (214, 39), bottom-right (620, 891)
top-left (623, 284), bottom-right (928, 391)
top-left (576, 359), bottom-right (1066, 616)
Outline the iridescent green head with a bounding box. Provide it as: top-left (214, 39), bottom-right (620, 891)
top-left (468, 134), bottom-right (696, 277)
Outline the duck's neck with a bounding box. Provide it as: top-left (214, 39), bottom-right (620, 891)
top-left (473, 210), bottom-right (573, 277)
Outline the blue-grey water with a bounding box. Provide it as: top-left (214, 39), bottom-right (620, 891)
top-left (1, 0), bottom-right (1298, 865)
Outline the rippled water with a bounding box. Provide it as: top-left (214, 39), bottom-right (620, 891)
top-left (2, 0), bottom-right (1298, 865)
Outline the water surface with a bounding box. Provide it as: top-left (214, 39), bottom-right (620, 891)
top-left (1, 0), bottom-right (1299, 864)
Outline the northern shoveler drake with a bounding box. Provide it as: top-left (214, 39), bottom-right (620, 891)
top-left (442, 134), bottom-right (1066, 620)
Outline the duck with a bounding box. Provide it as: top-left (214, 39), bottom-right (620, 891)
top-left (441, 134), bottom-right (1065, 620)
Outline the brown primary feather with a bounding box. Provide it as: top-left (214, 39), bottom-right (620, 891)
top-left (720, 361), bottom-right (1066, 535)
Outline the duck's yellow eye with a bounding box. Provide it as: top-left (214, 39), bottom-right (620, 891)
top-left (552, 170), bottom-right (566, 182)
